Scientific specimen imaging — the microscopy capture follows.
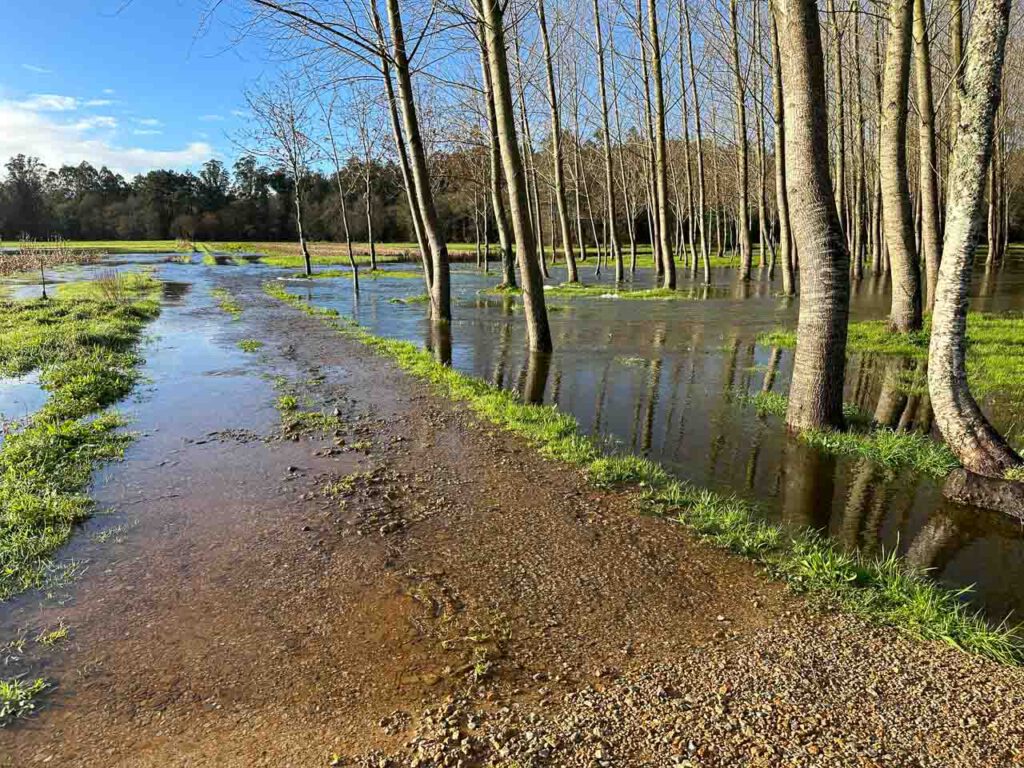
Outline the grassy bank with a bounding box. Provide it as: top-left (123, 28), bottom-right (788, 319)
top-left (759, 313), bottom-right (1024, 401)
top-left (265, 281), bottom-right (1021, 665)
top-left (0, 273), bottom-right (161, 601)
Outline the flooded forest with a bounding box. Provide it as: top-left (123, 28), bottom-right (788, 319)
top-left (3, 0), bottom-right (1024, 765)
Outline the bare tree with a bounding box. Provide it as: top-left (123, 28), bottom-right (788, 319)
top-left (239, 77), bottom-right (316, 276)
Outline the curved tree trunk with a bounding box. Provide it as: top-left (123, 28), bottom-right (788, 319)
top-left (880, 0), bottom-right (922, 332)
top-left (913, 0), bottom-right (941, 314)
top-left (928, 0), bottom-right (1022, 478)
top-left (777, 0), bottom-right (851, 431)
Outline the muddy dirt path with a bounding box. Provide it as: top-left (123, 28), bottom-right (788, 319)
top-left (2, 274), bottom-right (1023, 767)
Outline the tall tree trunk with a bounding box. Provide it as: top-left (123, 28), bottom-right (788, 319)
top-left (384, 0), bottom-right (450, 321)
top-left (730, 0), bottom-right (754, 281)
top-left (827, 0), bottom-right (847, 240)
top-left (537, 0), bottom-right (578, 282)
top-left (771, 12), bottom-right (795, 296)
top-left (684, 1), bottom-right (711, 281)
top-left (478, 21), bottom-right (516, 288)
top-left (777, 0), bottom-right (851, 431)
top-left (851, 0), bottom-right (867, 281)
top-left (647, 0), bottom-right (671, 288)
top-left (480, 0), bottom-right (553, 352)
top-left (376, 48), bottom-right (432, 291)
top-left (293, 172), bottom-right (312, 277)
top-left (593, 0), bottom-right (624, 282)
top-left (914, 0), bottom-right (941, 314)
top-left (880, 0), bottom-right (923, 332)
top-left (928, 0), bottom-right (1022, 477)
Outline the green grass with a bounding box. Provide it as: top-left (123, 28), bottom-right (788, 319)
top-left (210, 288), bottom-right (242, 316)
top-left (237, 339), bottom-right (264, 353)
top-left (802, 428), bottom-right (959, 478)
top-left (759, 313), bottom-right (1024, 401)
top-left (273, 390), bottom-right (345, 435)
top-left (0, 676), bottom-right (47, 726)
top-left (0, 284), bottom-right (160, 601)
top-left (731, 389), bottom-right (955, 477)
top-left (265, 281), bottom-right (1022, 665)
top-left (389, 294), bottom-right (431, 305)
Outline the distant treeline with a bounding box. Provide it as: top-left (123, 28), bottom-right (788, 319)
top-left (0, 153), bottom-right (486, 244)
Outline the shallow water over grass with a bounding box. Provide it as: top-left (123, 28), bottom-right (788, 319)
top-left (282, 256), bottom-right (1024, 622)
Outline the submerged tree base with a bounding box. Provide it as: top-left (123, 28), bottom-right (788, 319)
top-left (944, 469), bottom-right (1024, 519)
top-left (265, 281), bottom-right (1023, 665)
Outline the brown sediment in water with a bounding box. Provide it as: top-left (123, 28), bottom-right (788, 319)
top-left (1, 279), bottom-right (1023, 767)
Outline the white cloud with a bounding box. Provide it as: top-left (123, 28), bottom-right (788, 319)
top-left (198, 114), bottom-right (224, 122)
top-left (102, 88), bottom-right (116, 96)
top-left (21, 64), bottom-right (51, 75)
top-left (84, 99), bottom-right (114, 107)
top-left (0, 99), bottom-right (212, 175)
top-left (16, 94), bottom-right (79, 112)
top-left (134, 117), bottom-right (162, 127)
top-left (132, 129), bottom-right (163, 136)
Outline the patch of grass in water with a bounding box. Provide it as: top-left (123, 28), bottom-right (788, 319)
top-left (389, 294), bottom-right (430, 305)
top-left (210, 288), bottom-right (242, 317)
top-left (758, 313), bottom-right (1024, 401)
top-left (237, 339), bottom-right (264, 353)
top-left (264, 281), bottom-right (1022, 665)
top-left (0, 287), bottom-right (160, 601)
top-left (0, 676), bottom-right (47, 726)
top-left (730, 389), bottom-right (953, 476)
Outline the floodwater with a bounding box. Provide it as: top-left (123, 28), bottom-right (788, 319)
top-left (2, 251), bottom-right (1023, 623)
top-left (284, 256), bottom-right (1024, 622)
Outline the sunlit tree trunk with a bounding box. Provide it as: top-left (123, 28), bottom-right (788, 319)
top-left (477, 21), bottom-right (516, 288)
top-left (537, 0), bottom-right (578, 283)
top-left (771, 10), bottom-right (795, 296)
top-left (730, 0), bottom-right (753, 281)
top-left (777, 0), bottom-right (851, 431)
top-left (684, 1), bottom-right (711, 282)
top-left (880, 0), bottom-right (922, 331)
top-left (480, 0), bottom-right (553, 352)
top-left (383, 0), bottom-right (450, 321)
top-left (593, 0), bottom-right (623, 282)
top-left (913, 0), bottom-right (941, 314)
top-left (929, 0), bottom-right (1021, 478)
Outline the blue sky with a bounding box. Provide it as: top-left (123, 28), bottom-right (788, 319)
top-left (2, 0), bottom-right (273, 176)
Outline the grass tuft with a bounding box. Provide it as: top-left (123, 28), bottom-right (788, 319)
top-left (237, 339), bottom-right (264, 353)
top-left (0, 677), bottom-right (47, 726)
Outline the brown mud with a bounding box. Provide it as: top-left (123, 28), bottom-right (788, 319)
top-left (2, 278), bottom-right (1023, 767)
